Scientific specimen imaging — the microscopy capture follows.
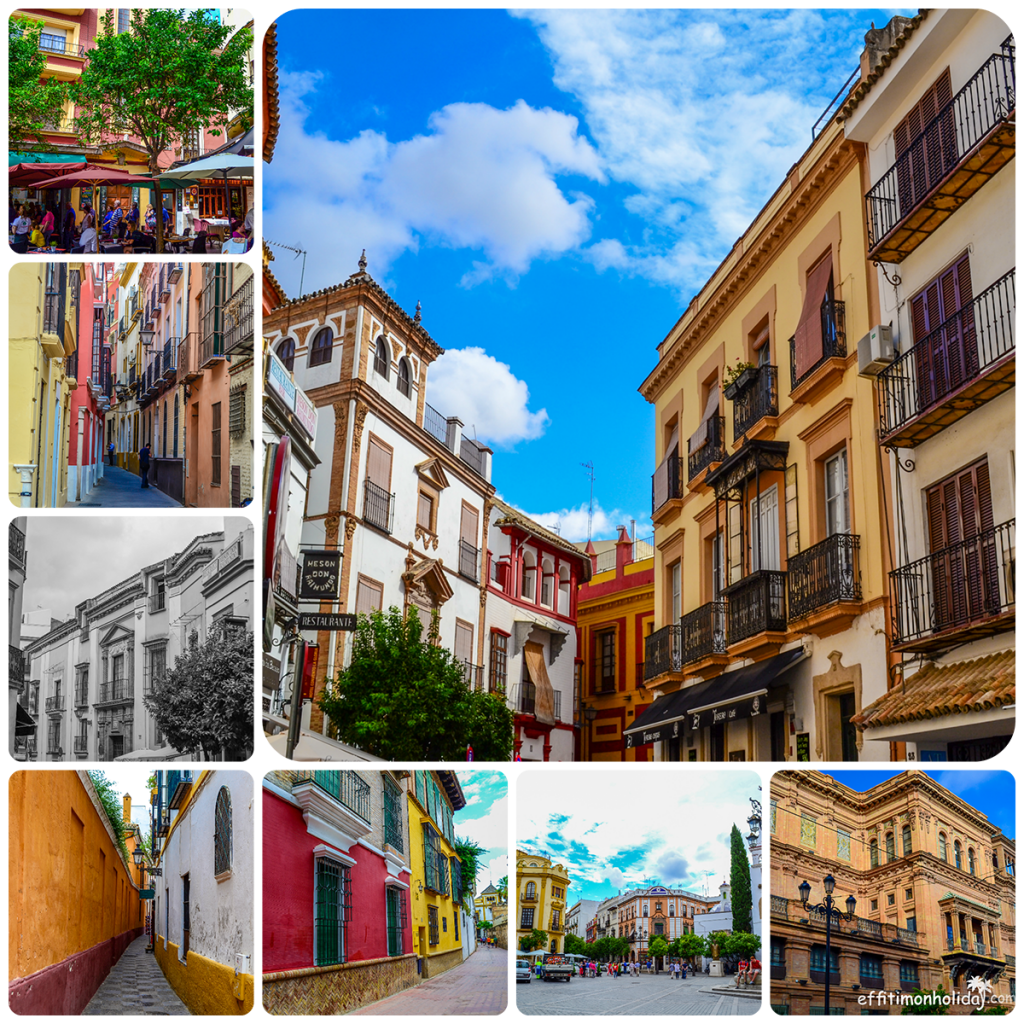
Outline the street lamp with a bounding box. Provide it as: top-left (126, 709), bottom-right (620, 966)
top-left (140, 327), bottom-right (156, 347)
top-left (583, 705), bottom-right (597, 761)
top-left (747, 797), bottom-right (762, 847)
top-left (800, 876), bottom-right (856, 1014)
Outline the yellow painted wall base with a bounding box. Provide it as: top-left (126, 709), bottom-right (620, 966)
top-left (422, 947), bottom-right (462, 980)
top-left (153, 938), bottom-right (254, 1015)
top-left (263, 953), bottom-right (418, 1014)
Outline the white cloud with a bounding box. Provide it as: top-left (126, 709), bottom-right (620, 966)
top-left (507, 499), bottom-right (647, 544)
top-left (427, 347), bottom-right (549, 447)
top-left (266, 73), bottom-right (603, 292)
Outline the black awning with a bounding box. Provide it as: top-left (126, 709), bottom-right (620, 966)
top-left (15, 703), bottom-right (37, 736)
top-left (623, 678), bottom-right (720, 747)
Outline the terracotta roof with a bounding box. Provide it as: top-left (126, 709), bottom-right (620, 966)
top-left (853, 649), bottom-right (1014, 730)
top-left (838, 11), bottom-right (930, 121)
top-left (262, 240), bottom-right (287, 311)
top-left (263, 22), bottom-right (281, 163)
top-left (492, 497), bottom-right (594, 577)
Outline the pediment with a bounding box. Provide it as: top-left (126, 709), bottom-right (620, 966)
top-left (414, 457), bottom-right (450, 490)
top-left (99, 622), bottom-right (135, 648)
top-left (402, 558), bottom-right (454, 604)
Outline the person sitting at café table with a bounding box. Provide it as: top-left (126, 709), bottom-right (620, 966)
top-left (29, 219), bottom-right (46, 248)
top-left (79, 205), bottom-right (98, 253)
top-left (129, 226), bottom-right (156, 252)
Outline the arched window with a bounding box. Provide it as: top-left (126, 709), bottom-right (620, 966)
top-left (954, 841), bottom-right (962, 870)
top-left (968, 848), bottom-right (976, 876)
top-left (374, 337), bottom-right (390, 378)
top-left (525, 881), bottom-right (536, 899)
top-left (902, 825), bottom-right (912, 857)
top-left (309, 327), bottom-right (333, 367)
top-left (870, 838), bottom-right (879, 868)
top-left (214, 786), bottom-right (232, 875)
top-left (277, 337), bottom-right (295, 372)
top-left (885, 832), bottom-right (895, 863)
top-left (397, 357), bottom-right (412, 397)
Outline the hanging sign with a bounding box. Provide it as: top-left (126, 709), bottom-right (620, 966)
top-left (297, 613), bottom-right (357, 631)
top-left (299, 550), bottom-right (342, 600)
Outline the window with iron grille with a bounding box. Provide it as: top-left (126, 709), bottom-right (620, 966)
top-left (383, 778), bottom-right (404, 852)
top-left (489, 631), bottom-right (508, 693)
top-left (453, 909), bottom-right (459, 941)
top-left (214, 786), bottom-right (232, 875)
top-left (229, 385), bottom-right (247, 436)
top-left (450, 858), bottom-right (463, 905)
top-left (423, 825), bottom-right (449, 894)
top-left (521, 907), bottom-right (535, 929)
top-left (598, 630), bottom-right (616, 691)
top-left (428, 906), bottom-right (441, 945)
top-left (386, 886), bottom-right (406, 956)
top-left (314, 858), bottom-right (351, 965)
top-left (211, 402), bottom-right (222, 486)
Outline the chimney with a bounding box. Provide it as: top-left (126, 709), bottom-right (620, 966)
top-left (615, 524), bottom-right (632, 574)
top-left (123, 793), bottom-right (131, 823)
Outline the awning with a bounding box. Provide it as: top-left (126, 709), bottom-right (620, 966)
top-left (15, 703), bottom-right (36, 736)
top-left (624, 646), bottom-right (808, 747)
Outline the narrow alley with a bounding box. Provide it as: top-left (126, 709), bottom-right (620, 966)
top-left (69, 465), bottom-right (182, 508)
top-left (82, 936), bottom-right (190, 1016)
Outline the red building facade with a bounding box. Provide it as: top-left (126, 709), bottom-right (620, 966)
top-left (263, 771), bottom-right (415, 1014)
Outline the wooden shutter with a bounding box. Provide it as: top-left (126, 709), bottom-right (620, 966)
top-left (794, 254), bottom-right (834, 379)
top-left (460, 504), bottom-right (479, 544)
top-left (454, 620), bottom-right (473, 664)
top-left (230, 465), bottom-right (241, 507)
top-left (417, 492), bottom-right (433, 529)
top-left (894, 69), bottom-right (954, 209)
top-left (366, 437), bottom-right (392, 489)
top-left (355, 576), bottom-right (383, 615)
top-left (211, 402), bottom-right (222, 486)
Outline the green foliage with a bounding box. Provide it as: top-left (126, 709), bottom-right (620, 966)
top-left (454, 838), bottom-right (485, 906)
top-left (8, 16), bottom-right (69, 148)
top-left (478, 920), bottom-right (493, 930)
top-left (670, 933), bottom-right (708, 960)
top-left (723, 932), bottom-right (761, 958)
top-left (974, 1008), bottom-right (1008, 1016)
top-left (564, 933), bottom-right (589, 956)
top-left (520, 928), bottom-right (548, 952)
top-left (143, 626), bottom-right (254, 760)
top-left (648, 936), bottom-right (670, 960)
top-left (730, 824), bottom-right (753, 934)
top-left (319, 608), bottom-right (514, 760)
top-left (590, 936), bottom-right (630, 960)
top-left (497, 875), bottom-right (509, 902)
top-left (900, 986), bottom-right (951, 1015)
top-left (87, 771), bottom-right (130, 862)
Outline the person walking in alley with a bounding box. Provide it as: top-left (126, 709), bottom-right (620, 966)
top-left (107, 441), bottom-right (115, 466)
top-left (139, 442), bottom-right (151, 488)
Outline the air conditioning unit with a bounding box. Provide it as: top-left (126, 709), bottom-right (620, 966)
top-left (858, 324), bottom-right (895, 376)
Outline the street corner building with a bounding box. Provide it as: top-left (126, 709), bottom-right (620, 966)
top-left (769, 770), bottom-right (1016, 1014)
top-left (517, 850), bottom-right (571, 953)
top-left (149, 770), bottom-right (255, 1014)
top-left (262, 769), bottom-right (469, 1014)
top-left (8, 771), bottom-right (148, 1015)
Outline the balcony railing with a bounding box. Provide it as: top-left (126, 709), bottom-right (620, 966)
top-left (688, 415), bottom-right (726, 480)
top-left (423, 404), bottom-right (448, 445)
top-left (644, 623), bottom-right (682, 680)
top-left (732, 365), bottom-right (779, 441)
top-left (789, 300), bottom-right (846, 390)
top-left (652, 455), bottom-right (684, 514)
top-left (38, 37), bottom-right (88, 58)
top-left (293, 770), bottom-right (371, 823)
top-left (890, 519), bottom-right (1014, 650)
top-left (461, 662), bottom-right (485, 690)
top-left (866, 45), bottom-right (1016, 257)
top-left (877, 270), bottom-right (1015, 445)
top-left (787, 534), bottom-right (862, 619)
top-left (363, 479), bottom-right (394, 534)
top-left (74, 687), bottom-right (88, 708)
top-left (177, 333), bottom-right (202, 382)
top-left (459, 539), bottom-right (479, 582)
top-left (681, 601), bottom-right (727, 663)
top-left (9, 645), bottom-right (25, 685)
top-left (73, 736), bottom-right (88, 755)
top-left (10, 521), bottom-right (26, 568)
top-left (723, 570), bottom-right (787, 644)
top-left (168, 262), bottom-right (184, 285)
top-left (161, 338), bottom-right (178, 377)
top-left (98, 678), bottom-right (133, 703)
top-left (224, 275), bottom-right (254, 354)
top-left (773, 896), bottom-right (920, 947)
top-left (45, 695), bottom-right (65, 713)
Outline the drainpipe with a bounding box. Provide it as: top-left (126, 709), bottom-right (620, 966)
top-left (13, 465), bottom-right (36, 508)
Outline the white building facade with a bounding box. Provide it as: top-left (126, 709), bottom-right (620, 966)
top-left (842, 11), bottom-right (1015, 759)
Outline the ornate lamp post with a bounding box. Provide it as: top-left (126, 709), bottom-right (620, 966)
top-left (799, 875), bottom-right (856, 1014)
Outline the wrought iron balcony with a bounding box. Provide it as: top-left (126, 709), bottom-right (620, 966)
top-left (732, 365), bottom-right (779, 441)
top-left (787, 534), bottom-right (862, 620)
top-left (461, 662), bottom-right (484, 690)
top-left (39, 37), bottom-right (88, 58)
top-left (97, 678), bottom-right (133, 704)
top-left (177, 333), bottom-right (202, 382)
top-left (162, 338), bottom-right (178, 378)
top-left (423, 403), bottom-right (448, 445)
top-left (681, 601), bottom-right (727, 663)
top-left (773, 896), bottom-right (920, 947)
top-left (644, 623), bottom-right (682, 680)
top-left (73, 736), bottom-right (88, 755)
top-left (293, 770), bottom-right (371, 823)
top-left (688, 415), bottom-right (726, 480)
top-left (9, 645), bottom-right (25, 685)
top-left (363, 479), bottom-right (394, 534)
top-left (224, 275), bottom-right (254, 354)
top-left (890, 519), bottom-right (1014, 652)
top-left (45, 695), bottom-right (65, 714)
top-left (652, 455), bottom-right (684, 514)
top-left (723, 570), bottom-right (787, 644)
top-left (877, 270), bottom-right (1015, 447)
top-left (168, 262), bottom-right (184, 285)
top-left (459, 539), bottom-right (479, 582)
top-left (789, 300), bottom-right (846, 390)
top-left (74, 687), bottom-right (88, 708)
top-left (866, 43), bottom-right (1016, 263)
top-left (10, 521), bottom-right (27, 569)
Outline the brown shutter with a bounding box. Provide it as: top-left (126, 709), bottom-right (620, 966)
top-left (417, 492), bottom-right (433, 529)
top-left (230, 465), bottom-right (240, 507)
top-left (355, 577), bottom-right (383, 615)
top-left (211, 402), bottom-right (222, 486)
top-left (366, 437), bottom-right (392, 489)
top-left (794, 254), bottom-right (833, 379)
top-left (460, 504), bottom-right (479, 544)
top-left (454, 621), bottom-right (473, 664)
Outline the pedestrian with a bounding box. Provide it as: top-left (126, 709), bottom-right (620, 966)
top-left (107, 441), bottom-right (115, 466)
top-left (62, 204), bottom-right (78, 250)
top-left (139, 441), bottom-right (151, 488)
top-left (145, 204), bottom-right (156, 232)
top-left (110, 199), bottom-right (123, 236)
top-left (40, 204), bottom-right (55, 241)
top-left (11, 206), bottom-right (32, 249)
top-left (79, 204), bottom-right (97, 253)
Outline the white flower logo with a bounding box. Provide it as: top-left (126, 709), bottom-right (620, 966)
top-left (967, 977), bottom-right (992, 996)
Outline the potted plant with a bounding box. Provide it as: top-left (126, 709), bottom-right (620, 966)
top-left (723, 359), bottom-right (758, 399)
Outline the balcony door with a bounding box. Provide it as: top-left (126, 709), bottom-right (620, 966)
top-left (825, 451), bottom-right (850, 536)
top-left (749, 485), bottom-right (780, 572)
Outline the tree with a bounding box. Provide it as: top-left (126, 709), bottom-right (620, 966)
top-left (520, 928), bottom-right (548, 952)
top-left (730, 824), bottom-right (753, 933)
top-left (900, 986), bottom-right (951, 1015)
top-left (8, 16), bottom-right (69, 149)
top-left (564, 933), bottom-right (589, 956)
top-left (143, 626), bottom-right (254, 760)
top-left (87, 771), bottom-right (129, 862)
top-left (319, 608), bottom-right (514, 760)
top-left (454, 838), bottom-right (484, 906)
top-left (71, 9), bottom-right (253, 252)
top-left (723, 932), bottom-right (761, 959)
top-left (497, 876), bottom-right (509, 902)
top-left (670, 933), bottom-right (707, 962)
top-left (648, 936), bottom-right (670, 966)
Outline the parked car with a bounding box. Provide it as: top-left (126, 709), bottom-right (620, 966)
top-left (517, 959), bottom-right (532, 983)
top-left (542, 953), bottom-right (573, 982)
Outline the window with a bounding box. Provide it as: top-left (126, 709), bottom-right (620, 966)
top-left (837, 828), bottom-right (851, 861)
top-left (314, 858), bottom-right (351, 966)
top-left (374, 337), bottom-right (390, 378)
top-left (489, 631), bottom-right (508, 693)
top-left (885, 832), bottom-right (895, 863)
top-left (887, 893), bottom-right (895, 906)
top-left (521, 907), bottom-right (534, 929)
top-left (450, 859), bottom-right (463, 904)
top-left (771, 939), bottom-right (785, 966)
top-left (417, 492), bottom-right (434, 531)
top-left (870, 838), bottom-right (879, 868)
top-left (525, 881), bottom-right (536, 899)
top-left (905, 888), bottom-right (913, 901)
top-left (309, 327), bottom-right (333, 366)
top-left (429, 905), bottom-right (440, 945)
top-left (810, 946), bottom-right (839, 974)
top-left (598, 630), bottom-right (615, 692)
top-left (671, 561), bottom-right (682, 620)
top-left (453, 910), bottom-right (459, 941)
top-left (552, 910), bottom-right (560, 930)
top-left (521, 553), bottom-right (536, 600)
top-left (902, 825), bottom-right (912, 857)
top-left (423, 825), bottom-right (449, 894)
top-left (825, 449), bottom-right (850, 535)
top-left (383, 778), bottom-right (404, 852)
top-left (750, 484), bottom-right (780, 571)
top-left (905, 916), bottom-right (916, 933)
top-left (870, 899), bottom-right (878, 912)
top-left (398, 358), bottom-right (412, 397)
top-left (386, 887), bottom-right (406, 956)
top-left (277, 338), bottom-right (295, 372)
top-left (954, 841), bottom-right (962, 870)
top-left (654, 920), bottom-right (664, 935)
top-left (214, 787), bottom-right (232, 876)
top-left (355, 575), bottom-right (383, 616)
top-left (968, 848), bottom-right (976, 876)
top-left (900, 962), bottom-right (919, 985)
top-left (211, 402), bottom-right (222, 487)
top-left (173, 395), bottom-right (179, 458)
top-left (860, 954), bottom-right (884, 981)
top-left (894, 69), bottom-right (955, 213)
top-left (229, 385), bottom-right (246, 436)
top-left (146, 645), bottom-right (167, 695)
top-left (939, 832), bottom-right (948, 862)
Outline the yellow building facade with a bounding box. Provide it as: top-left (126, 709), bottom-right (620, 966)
top-left (9, 262), bottom-right (80, 507)
top-left (406, 770), bottom-right (466, 979)
top-left (634, 108), bottom-right (894, 763)
top-left (770, 770), bottom-right (1015, 1014)
top-left (577, 527), bottom-right (655, 761)
top-left (517, 849), bottom-right (571, 953)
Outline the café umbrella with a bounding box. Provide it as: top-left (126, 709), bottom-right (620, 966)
top-left (159, 152), bottom-right (254, 226)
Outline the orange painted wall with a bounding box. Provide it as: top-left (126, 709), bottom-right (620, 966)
top-left (9, 770), bottom-right (145, 982)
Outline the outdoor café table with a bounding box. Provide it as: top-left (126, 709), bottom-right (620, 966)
top-left (164, 236), bottom-right (190, 253)
top-left (28, 247), bottom-right (68, 254)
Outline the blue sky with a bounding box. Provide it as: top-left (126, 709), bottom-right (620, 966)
top-left (517, 770), bottom-right (761, 903)
top-left (455, 771), bottom-right (509, 892)
top-left (825, 770), bottom-right (1015, 839)
top-left (266, 8), bottom-right (911, 541)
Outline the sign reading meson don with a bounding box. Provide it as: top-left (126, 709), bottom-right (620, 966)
top-left (299, 550), bottom-right (342, 600)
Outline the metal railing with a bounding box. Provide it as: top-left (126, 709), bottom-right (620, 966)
top-left (423, 404), bottom-right (448, 445)
top-left (460, 436), bottom-right (486, 476)
top-left (168, 262), bottom-right (184, 284)
top-left (681, 601), bottom-right (727, 662)
top-left (644, 624), bottom-right (682, 679)
top-left (98, 678), bottom-right (133, 703)
top-left (652, 455), bottom-right (684, 514)
top-left (790, 300), bottom-right (846, 390)
top-left (9, 645), bottom-right (25, 684)
top-left (787, 534), bottom-right (862, 619)
top-left (878, 270), bottom-right (1015, 440)
top-left (866, 44), bottom-right (1016, 250)
top-left (723, 570), bottom-right (787, 644)
top-left (461, 662), bottom-right (485, 690)
top-left (459, 539), bottom-right (479, 582)
top-left (890, 519), bottom-right (1015, 647)
top-left (688, 415), bottom-right (726, 480)
top-left (10, 522), bottom-right (26, 567)
top-left (38, 37), bottom-right (88, 58)
top-left (45, 695), bottom-right (65, 713)
top-left (73, 735), bottom-right (88, 755)
top-left (774, 896), bottom-right (920, 947)
top-left (162, 338), bottom-right (178, 377)
top-left (733, 365), bottom-right (779, 441)
top-left (363, 479), bottom-right (393, 534)
top-left (293, 771), bottom-right (371, 822)
top-left (74, 686), bottom-right (88, 708)
top-left (224, 275), bottom-right (254, 354)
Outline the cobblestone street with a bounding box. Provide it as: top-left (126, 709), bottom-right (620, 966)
top-left (69, 466), bottom-right (182, 508)
top-left (82, 936), bottom-right (190, 1016)
top-left (352, 946), bottom-right (507, 1015)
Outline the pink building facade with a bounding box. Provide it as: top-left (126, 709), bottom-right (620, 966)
top-left (263, 771), bottom-right (416, 1014)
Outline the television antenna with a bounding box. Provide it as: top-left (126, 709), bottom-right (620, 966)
top-left (266, 238), bottom-right (308, 300)
top-left (581, 461), bottom-right (595, 542)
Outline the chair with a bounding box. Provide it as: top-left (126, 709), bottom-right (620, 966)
top-left (11, 239), bottom-right (28, 254)
top-left (191, 232), bottom-right (208, 255)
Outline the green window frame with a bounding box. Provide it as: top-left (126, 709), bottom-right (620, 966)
top-left (428, 905), bottom-right (439, 946)
top-left (314, 857), bottom-right (351, 966)
top-left (383, 777), bottom-right (404, 852)
top-left (386, 886), bottom-right (406, 956)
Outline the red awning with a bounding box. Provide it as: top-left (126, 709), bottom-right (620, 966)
top-left (27, 164), bottom-right (157, 190)
top-left (9, 161), bottom-right (88, 187)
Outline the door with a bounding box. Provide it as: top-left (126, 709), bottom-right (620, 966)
top-left (825, 451), bottom-right (850, 536)
top-left (181, 873), bottom-right (190, 959)
top-left (770, 711), bottom-right (786, 762)
top-left (710, 722), bottom-right (726, 762)
top-left (839, 692), bottom-right (859, 761)
top-left (749, 485), bottom-right (780, 571)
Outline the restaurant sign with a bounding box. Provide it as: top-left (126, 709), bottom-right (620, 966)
top-left (298, 613), bottom-right (357, 632)
top-left (299, 550), bottom-right (342, 600)
top-left (625, 717), bottom-right (683, 748)
top-left (688, 692), bottom-right (765, 733)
